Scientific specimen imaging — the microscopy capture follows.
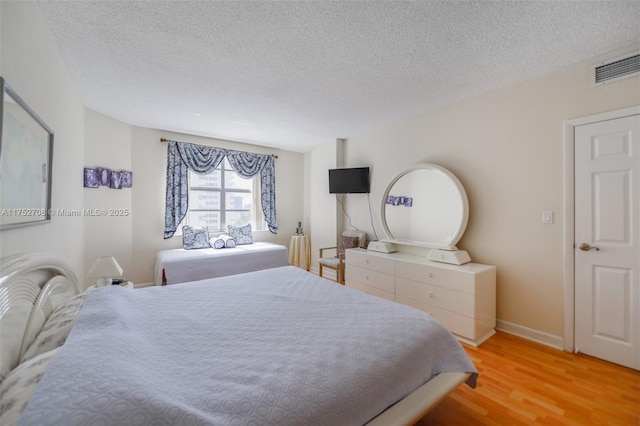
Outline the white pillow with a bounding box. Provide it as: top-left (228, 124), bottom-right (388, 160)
top-left (220, 234), bottom-right (237, 248)
top-left (20, 293), bottom-right (86, 363)
top-left (0, 348), bottom-right (59, 426)
top-left (210, 236), bottom-right (225, 249)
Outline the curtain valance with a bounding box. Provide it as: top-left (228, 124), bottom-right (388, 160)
top-left (164, 140), bottom-right (277, 238)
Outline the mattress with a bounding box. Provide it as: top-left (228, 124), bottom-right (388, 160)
top-left (20, 266), bottom-right (477, 426)
top-left (154, 241), bottom-right (289, 285)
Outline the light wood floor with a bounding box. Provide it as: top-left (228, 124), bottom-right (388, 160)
top-left (416, 331), bottom-right (640, 425)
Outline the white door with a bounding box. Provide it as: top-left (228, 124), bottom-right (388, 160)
top-left (574, 114), bottom-right (640, 370)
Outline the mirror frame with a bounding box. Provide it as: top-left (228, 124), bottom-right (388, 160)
top-left (380, 163), bottom-right (469, 250)
top-left (0, 77), bottom-right (54, 230)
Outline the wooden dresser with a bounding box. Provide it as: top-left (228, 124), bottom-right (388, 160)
top-left (345, 248), bottom-right (496, 346)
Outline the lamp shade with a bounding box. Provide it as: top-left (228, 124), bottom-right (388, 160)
top-left (87, 256), bottom-right (123, 286)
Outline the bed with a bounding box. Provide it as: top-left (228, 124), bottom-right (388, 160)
top-left (154, 241), bottom-right (289, 285)
top-left (0, 252), bottom-right (477, 426)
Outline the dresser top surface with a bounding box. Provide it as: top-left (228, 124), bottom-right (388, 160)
top-left (346, 248), bottom-right (495, 272)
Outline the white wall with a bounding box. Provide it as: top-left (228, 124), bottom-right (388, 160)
top-left (307, 140), bottom-right (339, 271)
top-left (130, 127), bottom-right (304, 284)
top-left (0, 1), bottom-right (85, 278)
top-left (320, 45), bottom-right (640, 343)
top-left (83, 109), bottom-right (133, 288)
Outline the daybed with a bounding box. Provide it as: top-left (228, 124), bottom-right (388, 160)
top-left (0, 252), bottom-right (477, 426)
top-left (154, 241), bottom-right (289, 285)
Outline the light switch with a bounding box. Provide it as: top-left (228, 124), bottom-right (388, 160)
top-left (542, 210), bottom-right (554, 224)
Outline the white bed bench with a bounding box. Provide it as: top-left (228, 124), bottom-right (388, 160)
top-left (154, 241), bottom-right (289, 285)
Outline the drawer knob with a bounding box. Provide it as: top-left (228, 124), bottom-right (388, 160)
top-left (428, 272), bottom-right (434, 278)
top-left (365, 275), bottom-right (370, 281)
top-left (428, 292), bottom-right (434, 299)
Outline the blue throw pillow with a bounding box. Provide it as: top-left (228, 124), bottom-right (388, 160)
top-left (182, 225), bottom-right (211, 249)
top-left (227, 224), bottom-right (252, 245)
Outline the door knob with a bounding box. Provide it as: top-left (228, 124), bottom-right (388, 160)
top-left (579, 243), bottom-right (600, 251)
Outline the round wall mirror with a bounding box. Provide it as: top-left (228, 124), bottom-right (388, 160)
top-left (380, 163), bottom-right (469, 250)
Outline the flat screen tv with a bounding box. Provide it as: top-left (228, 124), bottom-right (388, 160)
top-left (328, 167), bottom-right (370, 194)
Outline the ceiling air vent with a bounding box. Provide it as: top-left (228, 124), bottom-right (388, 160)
top-left (591, 52), bottom-right (640, 86)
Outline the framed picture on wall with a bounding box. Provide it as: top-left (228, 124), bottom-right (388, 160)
top-left (110, 171), bottom-right (122, 189)
top-left (84, 168), bottom-right (98, 188)
top-left (97, 167), bottom-right (110, 186)
top-left (0, 76), bottom-right (54, 230)
top-left (121, 170), bottom-right (132, 188)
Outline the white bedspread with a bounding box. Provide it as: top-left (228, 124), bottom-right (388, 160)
top-left (154, 241), bottom-right (289, 285)
top-left (21, 266), bottom-right (477, 426)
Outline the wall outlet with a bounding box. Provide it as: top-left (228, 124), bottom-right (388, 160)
top-left (542, 210), bottom-right (554, 224)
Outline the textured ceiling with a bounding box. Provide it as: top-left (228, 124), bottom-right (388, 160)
top-left (37, 1), bottom-right (640, 152)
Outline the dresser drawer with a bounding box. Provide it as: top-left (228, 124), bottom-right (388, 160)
top-left (396, 295), bottom-right (477, 340)
top-left (347, 280), bottom-right (395, 302)
top-left (395, 261), bottom-right (475, 294)
top-left (346, 264), bottom-right (394, 293)
top-left (345, 249), bottom-right (496, 346)
top-left (395, 277), bottom-right (474, 316)
top-left (345, 250), bottom-right (394, 275)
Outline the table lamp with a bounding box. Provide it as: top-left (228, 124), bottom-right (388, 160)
top-left (87, 256), bottom-right (123, 287)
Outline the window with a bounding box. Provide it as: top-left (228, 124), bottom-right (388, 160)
top-left (185, 159), bottom-right (263, 232)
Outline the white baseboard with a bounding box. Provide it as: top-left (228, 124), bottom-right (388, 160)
top-left (496, 319), bottom-right (564, 351)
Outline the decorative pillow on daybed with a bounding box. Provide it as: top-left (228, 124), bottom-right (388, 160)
top-left (220, 234), bottom-right (236, 248)
top-left (182, 225), bottom-right (211, 249)
top-left (0, 348), bottom-right (59, 425)
top-left (20, 293), bottom-right (87, 363)
top-left (227, 223), bottom-right (252, 245)
top-left (210, 236), bottom-right (226, 249)
top-left (209, 235), bottom-right (237, 249)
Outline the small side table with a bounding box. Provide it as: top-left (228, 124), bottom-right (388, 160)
top-left (289, 234), bottom-right (311, 271)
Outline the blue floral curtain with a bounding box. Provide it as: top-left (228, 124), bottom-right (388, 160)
top-left (164, 140), bottom-right (277, 238)
top-left (226, 151), bottom-right (277, 234)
